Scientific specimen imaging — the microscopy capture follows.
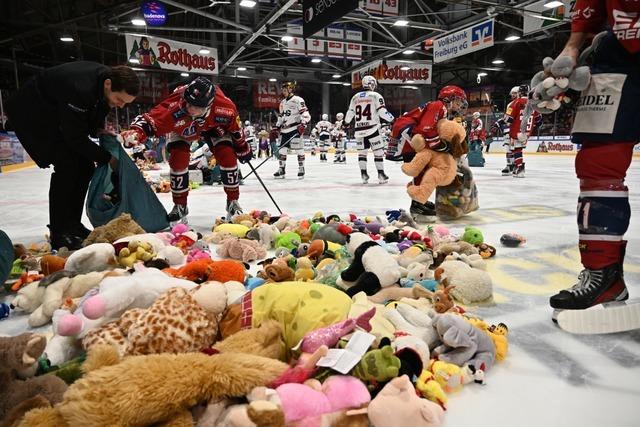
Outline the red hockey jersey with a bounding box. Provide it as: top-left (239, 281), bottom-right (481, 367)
top-left (129, 85), bottom-right (243, 144)
top-left (392, 100), bottom-right (448, 154)
top-left (572, 0), bottom-right (640, 54)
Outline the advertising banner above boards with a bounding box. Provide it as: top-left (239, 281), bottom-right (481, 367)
top-left (302, 0), bottom-right (359, 38)
top-left (287, 21), bottom-right (363, 60)
top-left (488, 136), bottom-right (576, 154)
top-left (359, 0), bottom-right (399, 16)
top-left (252, 81), bottom-right (281, 110)
top-left (432, 19), bottom-right (494, 63)
top-left (523, 0), bottom-right (572, 35)
top-left (125, 34), bottom-right (218, 75)
top-left (351, 60), bottom-right (432, 87)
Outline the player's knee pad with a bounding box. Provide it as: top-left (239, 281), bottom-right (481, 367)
top-left (578, 179), bottom-right (630, 238)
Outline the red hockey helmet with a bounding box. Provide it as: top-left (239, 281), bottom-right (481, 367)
top-left (438, 85), bottom-right (467, 104)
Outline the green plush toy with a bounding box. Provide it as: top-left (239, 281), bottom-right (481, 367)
top-left (275, 231), bottom-right (302, 251)
top-left (309, 223), bottom-right (323, 235)
top-left (461, 226), bottom-right (484, 245)
top-left (352, 345), bottom-right (401, 383)
top-left (37, 353), bottom-right (87, 385)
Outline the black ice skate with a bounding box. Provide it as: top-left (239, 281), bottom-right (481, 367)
top-left (378, 171), bottom-right (389, 184)
top-left (513, 163), bottom-right (525, 178)
top-left (226, 200), bottom-right (243, 221)
top-left (410, 200), bottom-right (436, 223)
top-left (361, 170), bottom-right (370, 184)
top-left (550, 264), bottom-right (629, 313)
top-left (501, 165), bottom-right (514, 176)
top-left (274, 168), bottom-right (285, 179)
top-left (298, 168), bottom-right (305, 180)
top-left (167, 204), bottom-right (189, 225)
top-left (333, 156), bottom-right (340, 163)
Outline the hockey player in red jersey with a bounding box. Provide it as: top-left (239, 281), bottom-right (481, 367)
top-left (387, 85), bottom-right (468, 222)
top-left (542, 0), bottom-right (640, 331)
top-left (122, 77), bottom-right (251, 223)
top-left (491, 85), bottom-right (540, 178)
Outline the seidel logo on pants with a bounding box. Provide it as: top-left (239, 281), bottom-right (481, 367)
top-left (572, 74), bottom-right (626, 135)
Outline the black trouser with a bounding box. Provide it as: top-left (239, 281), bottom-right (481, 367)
top-left (48, 148), bottom-right (95, 234)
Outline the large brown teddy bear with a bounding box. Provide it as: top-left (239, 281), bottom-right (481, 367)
top-left (401, 119), bottom-right (467, 204)
top-left (18, 345), bottom-right (288, 427)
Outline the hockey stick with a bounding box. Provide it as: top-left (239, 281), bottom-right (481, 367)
top-left (241, 131), bottom-right (299, 180)
top-left (246, 160), bottom-right (283, 215)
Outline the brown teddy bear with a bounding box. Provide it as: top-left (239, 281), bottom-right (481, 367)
top-left (82, 213), bottom-right (145, 246)
top-left (217, 237), bottom-right (268, 263)
top-left (0, 334), bottom-right (68, 426)
top-left (18, 345), bottom-right (289, 427)
top-left (401, 119), bottom-right (467, 204)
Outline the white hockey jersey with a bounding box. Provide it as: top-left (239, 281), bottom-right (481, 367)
top-left (276, 95), bottom-right (311, 133)
top-left (244, 125), bottom-right (256, 140)
top-left (312, 120), bottom-right (333, 139)
top-left (345, 90), bottom-right (394, 138)
top-left (332, 120), bottom-right (346, 140)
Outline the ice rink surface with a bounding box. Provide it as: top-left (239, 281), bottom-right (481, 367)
top-left (1, 152), bottom-right (639, 427)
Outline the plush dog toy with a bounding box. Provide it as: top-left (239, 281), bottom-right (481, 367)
top-left (401, 119), bottom-right (466, 204)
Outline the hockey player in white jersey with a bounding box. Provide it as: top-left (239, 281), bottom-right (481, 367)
top-left (274, 81), bottom-right (311, 179)
top-left (311, 114), bottom-right (333, 162)
top-left (243, 120), bottom-right (257, 159)
top-left (332, 112), bottom-right (346, 163)
top-left (344, 75), bottom-right (394, 184)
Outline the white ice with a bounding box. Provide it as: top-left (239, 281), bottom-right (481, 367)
top-left (1, 152), bottom-right (639, 427)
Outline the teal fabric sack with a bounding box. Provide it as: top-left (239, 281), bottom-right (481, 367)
top-left (86, 135), bottom-right (168, 232)
top-left (0, 230), bottom-right (12, 285)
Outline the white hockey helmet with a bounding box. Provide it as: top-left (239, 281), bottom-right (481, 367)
top-left (362, 75), bottom-right (377, 91)
top-left (244, 120), bottom-right (250, 126)
top-left (322, 113), bottom-right (328, 121)
top-left (510, 86), bottom-right (519, 98)
top-left (472, 111), bottom-right (480, 119)
top-left (336, 112), bottom-right (344, 120)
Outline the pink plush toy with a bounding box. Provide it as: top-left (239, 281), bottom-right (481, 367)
top-left (187, 248), bottom-right (211, 263)
top-left (171, 224), bottom-right (198, 254)
top-left (300, 307), bottom-right (375, 353)
top-left (276, 375), bottom-right (371, 424)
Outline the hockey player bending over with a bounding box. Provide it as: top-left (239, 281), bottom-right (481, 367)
top-left (311, 114), bottom-right (333, 162)
top-left (122, 77), bottom-right (251, 224)
top-left (274, 81), bottom-right (311, 179)
top-left (345, 75), bottom-right (394, 184)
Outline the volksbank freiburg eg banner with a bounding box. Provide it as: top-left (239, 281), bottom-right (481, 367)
top-left (125, 34), bottom-right (218, 75)
top-left (432, 19), bottom-right (494, 63)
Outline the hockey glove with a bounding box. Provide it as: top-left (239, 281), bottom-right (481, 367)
top-left (234, 141), bottom-right (253, 164)
top-left (120, 130), bottom-right (140, 148)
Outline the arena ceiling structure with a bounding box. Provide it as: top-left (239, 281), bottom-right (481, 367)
top-left (0, 1), bottom-right (572, 89)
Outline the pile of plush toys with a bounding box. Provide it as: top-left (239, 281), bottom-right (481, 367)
top-left (0, 209), bottom-right (514, 427)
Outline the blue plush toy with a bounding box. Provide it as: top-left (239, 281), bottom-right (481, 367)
top-left (245, 276), bottom-right (266, 291)
top-left (400, 278), bottom-right (438, 291)
top-left (0, 302), bottom-right (10, 320)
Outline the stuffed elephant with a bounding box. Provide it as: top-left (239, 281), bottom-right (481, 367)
top-left (431, 313), bottom-right (496, 372)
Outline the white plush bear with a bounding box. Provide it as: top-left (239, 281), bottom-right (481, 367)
top-left (64, 243), bottom-right (117, 273)
top-left (434, 259), bottom-right (493, 305)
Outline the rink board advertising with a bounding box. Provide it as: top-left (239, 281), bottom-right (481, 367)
top-left (432, 19), bottom-right (494, 63)
top-left (125, 34), bottom-right (218, 75)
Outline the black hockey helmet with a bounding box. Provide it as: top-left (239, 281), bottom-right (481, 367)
top-left (183, 77), bottom-right (215, 108)
top-left (518, 84), bottom-right (530, 97)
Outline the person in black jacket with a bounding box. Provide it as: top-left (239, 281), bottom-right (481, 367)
top-left (5, 61), bottom-right (139, 250)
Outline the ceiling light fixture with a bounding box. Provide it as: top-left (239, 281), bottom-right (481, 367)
top-left (492, 59), bottom-right (504, 64)
top-left (311, 57), bottom-right (322, 63)
top-left (199, 48), bottom-right (211, 54)
top-left (505, 35), bottom-right (520, 41)
top-left (239, 0), bottom-right (257, 8)
top-left (393, 19), bottom-right (409, 27)
top-left (406, 80), bottom-right (415, 83)
top-left (237, 67), bottom-right (247, 71)
top-left (402, 49), bottom-right (415, 55)
top-left (332, 74), bottom-right (341, 78)
top-left (180, 72), bottom-right (189, 77)
top-left (269, 78), bottom-right (277, 82)
top-left (59, 35), bottom-right (74, 42)
top-left (342, 83), bottom-right (351, 86)
top-left (131, 18), bottom-right (146, 26)
top-left (478, 72), bottom-right (488, 77)
top-left (281, 35), bottom-right (294, 42)
top-left (543, 1), bottom-right (564, 8)
top-left (129, 58), bottom-right (140, 64)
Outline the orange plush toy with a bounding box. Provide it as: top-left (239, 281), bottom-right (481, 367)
top-left (164, 259), bottom-right (245, 283)
top-left (401, 119), bottom-right (467, 204)
top-left (40, 255), bottom-right (67, 276)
